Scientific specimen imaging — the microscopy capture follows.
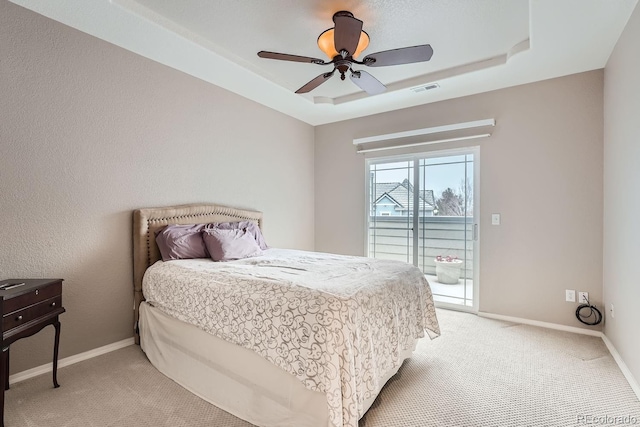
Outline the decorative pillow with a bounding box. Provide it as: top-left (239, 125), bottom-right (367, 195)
top-left (207, 221), bottom-right (268, 250)
top-left (155, 224), bottom-right (208, 261)
top-left (202, 228), bottom-right (263, 262)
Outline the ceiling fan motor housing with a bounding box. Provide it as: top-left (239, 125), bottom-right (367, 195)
top-left (335, 60), bottom-right (351, 80)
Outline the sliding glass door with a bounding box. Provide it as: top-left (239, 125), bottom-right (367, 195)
top-left (368, 160), bottom-right (415, 264)
top-left (366, 149), bottom-right (478, 311)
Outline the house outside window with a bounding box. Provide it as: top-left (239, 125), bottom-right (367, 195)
top-left (372, 178), bottom-right (435, 217)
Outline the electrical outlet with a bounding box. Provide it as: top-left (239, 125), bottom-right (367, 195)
top-left (578, 292), bottom-right (589, 304)
top-left (565, 289), bottom-right (576, 302)
top-left (610, 304), bottom-right (615, 318)
top-left (491, 213), bottom-right (501, 225)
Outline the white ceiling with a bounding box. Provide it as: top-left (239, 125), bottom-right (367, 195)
top-left (10, 0), bottom-right (638, 125)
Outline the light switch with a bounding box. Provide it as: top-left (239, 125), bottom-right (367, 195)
top-left (491, 213), bottom-right (501, 225)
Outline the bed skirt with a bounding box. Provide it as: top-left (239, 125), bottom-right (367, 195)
top-left (139, 301), bottom-right (414, 427)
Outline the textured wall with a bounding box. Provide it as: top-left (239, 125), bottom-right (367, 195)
top-left (604, 4), bottom-right (640, 387)
top-left (315, 70), bottom-right (604, 330)
top-left (0, 1), bottom-right (314, 373)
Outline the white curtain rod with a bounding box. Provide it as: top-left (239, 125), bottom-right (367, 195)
top-left (356, 133), bottom-right (491, 154)
top-left (353, 118), bottom-right (495, 145)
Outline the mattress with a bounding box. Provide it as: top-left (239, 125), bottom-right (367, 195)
top-left (143, 248), bottom-right (440, 427)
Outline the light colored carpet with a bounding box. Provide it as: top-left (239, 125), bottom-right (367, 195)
top-left (5, 309), bottom-right (640, 427)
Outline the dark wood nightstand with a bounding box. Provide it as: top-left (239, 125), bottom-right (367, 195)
top-left (0, 279), bottom-right (65, 427)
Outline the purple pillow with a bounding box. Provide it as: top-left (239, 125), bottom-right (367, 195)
top-left (207, 221), bottom-right (268, 250)
top-left (202, 228), bottom-right (263, 262)
top-left (155, 224), bottom-right (208, 261)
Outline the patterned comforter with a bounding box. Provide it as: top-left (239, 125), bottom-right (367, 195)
top-left (142, 248), bottom-right (440, 427)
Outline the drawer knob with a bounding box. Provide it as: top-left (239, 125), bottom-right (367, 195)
top-left (35, 290), bottom-right (39, 296)
top-left (51, 302), bottom-right (56, 307)
top-left (16, 315), bottom-right (23, 321)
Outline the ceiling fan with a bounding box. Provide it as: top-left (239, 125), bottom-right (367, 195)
top-left (257, 11), bottom-right (433, 95)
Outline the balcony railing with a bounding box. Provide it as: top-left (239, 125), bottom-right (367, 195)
top-left (368, 216), bottom-right (474, 279)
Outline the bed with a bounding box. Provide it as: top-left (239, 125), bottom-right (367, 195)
top-left (133, 203), bottom-right (440, 427)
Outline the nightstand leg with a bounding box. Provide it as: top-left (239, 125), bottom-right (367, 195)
top-left (1, 346), bottom-right (7, 427)
top-left (52, 320), bottom-right (61, 388)
top-left (4, 348), bottom-right (8, 391)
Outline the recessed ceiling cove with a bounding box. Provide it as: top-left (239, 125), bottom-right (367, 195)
top-left (9, 0), bottom-right (639, 125)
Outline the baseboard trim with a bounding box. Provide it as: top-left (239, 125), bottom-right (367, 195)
top-left (601, 334), bottom-right (640, 402)
top-left (477, 312), bottom-right (603, 337)
top-left (9, 337), bottom-right (135, 385)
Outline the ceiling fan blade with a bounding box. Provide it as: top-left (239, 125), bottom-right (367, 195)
top-left (258, 51), bottom-right (325, 64)
top-left (333, 13), bottom-right (363, 56)
top-left (350, 70), bottom-right (386, 95)
top-left (295, 71), bottom-right (334, 94)
top-left (363, 45), bottom-right (434, 67)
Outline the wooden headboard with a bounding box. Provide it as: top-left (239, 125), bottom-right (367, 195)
top-left (132, 203), bottom-right (263, 344)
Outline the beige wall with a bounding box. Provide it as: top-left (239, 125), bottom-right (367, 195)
top-left (604, 4), bottom-right (640, 386)
top-left (315, 70), bottom-right (604, 330)
top-left (0, 1), bottom-right (314, 373)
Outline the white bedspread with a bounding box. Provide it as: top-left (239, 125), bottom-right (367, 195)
top-left (143, 248), bottom-right (440, 427)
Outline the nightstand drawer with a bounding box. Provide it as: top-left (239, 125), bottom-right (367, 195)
top-left (3, 296), bottom-right (62, 331)
top-left (2, 281), bottom-right (61, 314)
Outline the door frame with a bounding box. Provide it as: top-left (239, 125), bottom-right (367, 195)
top-left (364, 146), bottom-right (480, 313)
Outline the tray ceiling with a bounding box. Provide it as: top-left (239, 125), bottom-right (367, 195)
top-left (9, 0), bottom-right (638, 125)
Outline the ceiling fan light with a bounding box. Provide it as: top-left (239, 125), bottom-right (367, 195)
top-left (317, 28), bottom-right (370, 59)
top-left (317, 28), bottom-right (338, 59)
